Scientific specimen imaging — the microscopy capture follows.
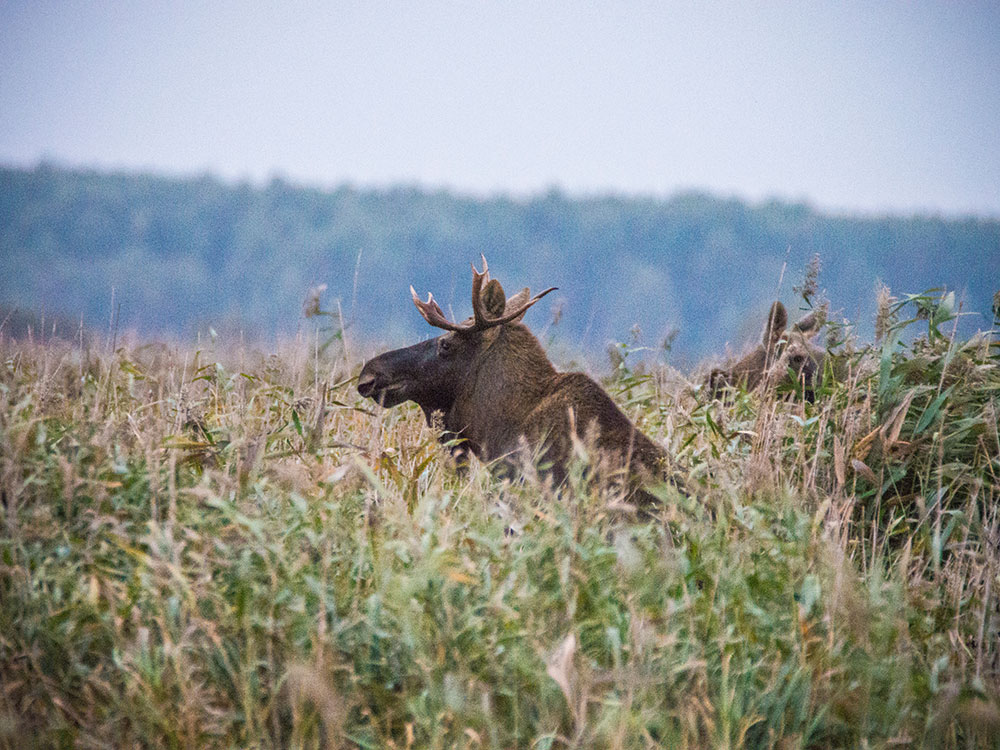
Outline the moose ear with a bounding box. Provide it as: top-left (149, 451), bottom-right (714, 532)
top-left (503, 287), bottom-right (532, 322)
top-left (504, 287), bottom-right (530, 309)
top-left (481, 279), bottom-right (507, 319)
top-left (763, 301), bottom-right (788, 345)
top-left (793, 311), bottom-right (823, 336)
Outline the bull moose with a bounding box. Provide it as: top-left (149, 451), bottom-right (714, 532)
top-left (357, 257), bottom-right (669, 500)
top-left (708, 300), bottom-right (826, 400)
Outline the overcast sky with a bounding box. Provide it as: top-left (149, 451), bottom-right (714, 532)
top-left (2, 1), bottom-right (999, 216)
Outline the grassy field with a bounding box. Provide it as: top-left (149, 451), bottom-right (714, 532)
top-left (1, 290), bottom-right (998, 749)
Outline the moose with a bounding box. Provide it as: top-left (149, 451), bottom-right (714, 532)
top-left (357, 257), bottom-right (669, 500)
top-left (708, 300), bottom-right (826, 400)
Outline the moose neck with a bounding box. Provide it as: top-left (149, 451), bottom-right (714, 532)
top-left (446, 323), bottom-right (557, 460)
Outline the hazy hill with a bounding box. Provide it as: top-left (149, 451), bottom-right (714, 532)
top-left (1, 164), bottom-right (997, 365)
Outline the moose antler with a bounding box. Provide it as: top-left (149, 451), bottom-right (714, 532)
top-left (410, 287), bottom-right (466, 331)
top-left (411, 254), bottom-right (557, 332)
top-left (470, 256), bottom-right (492, 329)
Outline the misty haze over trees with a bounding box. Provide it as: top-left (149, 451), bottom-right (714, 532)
top-left (1, 164), bottom-right (997, 365)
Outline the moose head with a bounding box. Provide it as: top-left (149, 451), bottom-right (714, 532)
top-left (357, 257), bottom-right (555, 416)
top-left (358, 256), bottom-right (668, 496)
top-left (709, 301), bottom-right (826, 400)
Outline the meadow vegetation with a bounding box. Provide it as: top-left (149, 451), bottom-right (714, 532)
top-left (1, 289), bottom-right (998, 748)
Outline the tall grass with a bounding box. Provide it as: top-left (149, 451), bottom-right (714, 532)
top-left (1, 290), bottom-right (997, 748)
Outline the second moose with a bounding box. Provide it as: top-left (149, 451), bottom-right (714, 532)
top-left (708, 300), bottom-right (826, 400)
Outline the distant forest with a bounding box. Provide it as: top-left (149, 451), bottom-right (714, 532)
top-left (1, 164), bottom-right (997, 366)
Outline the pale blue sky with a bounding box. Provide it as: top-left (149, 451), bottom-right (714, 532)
top-left (2, 1), bottom-right (999, 215)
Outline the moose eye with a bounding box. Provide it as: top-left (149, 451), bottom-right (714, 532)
top-left (437, 338), bottom-right (455, 358)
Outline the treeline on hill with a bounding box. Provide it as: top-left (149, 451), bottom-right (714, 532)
top-left (1, 163), bottom-right (997, 363)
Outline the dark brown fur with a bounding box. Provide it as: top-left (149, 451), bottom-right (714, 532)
top-left (708, 301), bottom-right (826, 400)
top-left (358, 260), bottom-right (667, 498)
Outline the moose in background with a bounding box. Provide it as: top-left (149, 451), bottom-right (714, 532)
top-left (708, 300), bottom-right (827, 401)
top-left (357, 257), bottom-right (670, 501)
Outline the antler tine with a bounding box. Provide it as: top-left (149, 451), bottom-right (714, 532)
top-left (470, 254), bottom-right (491, 328)
top-left (473, 253), bottom-right (489, 279)
top-left (410, 286), bottom-right (465, 332)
